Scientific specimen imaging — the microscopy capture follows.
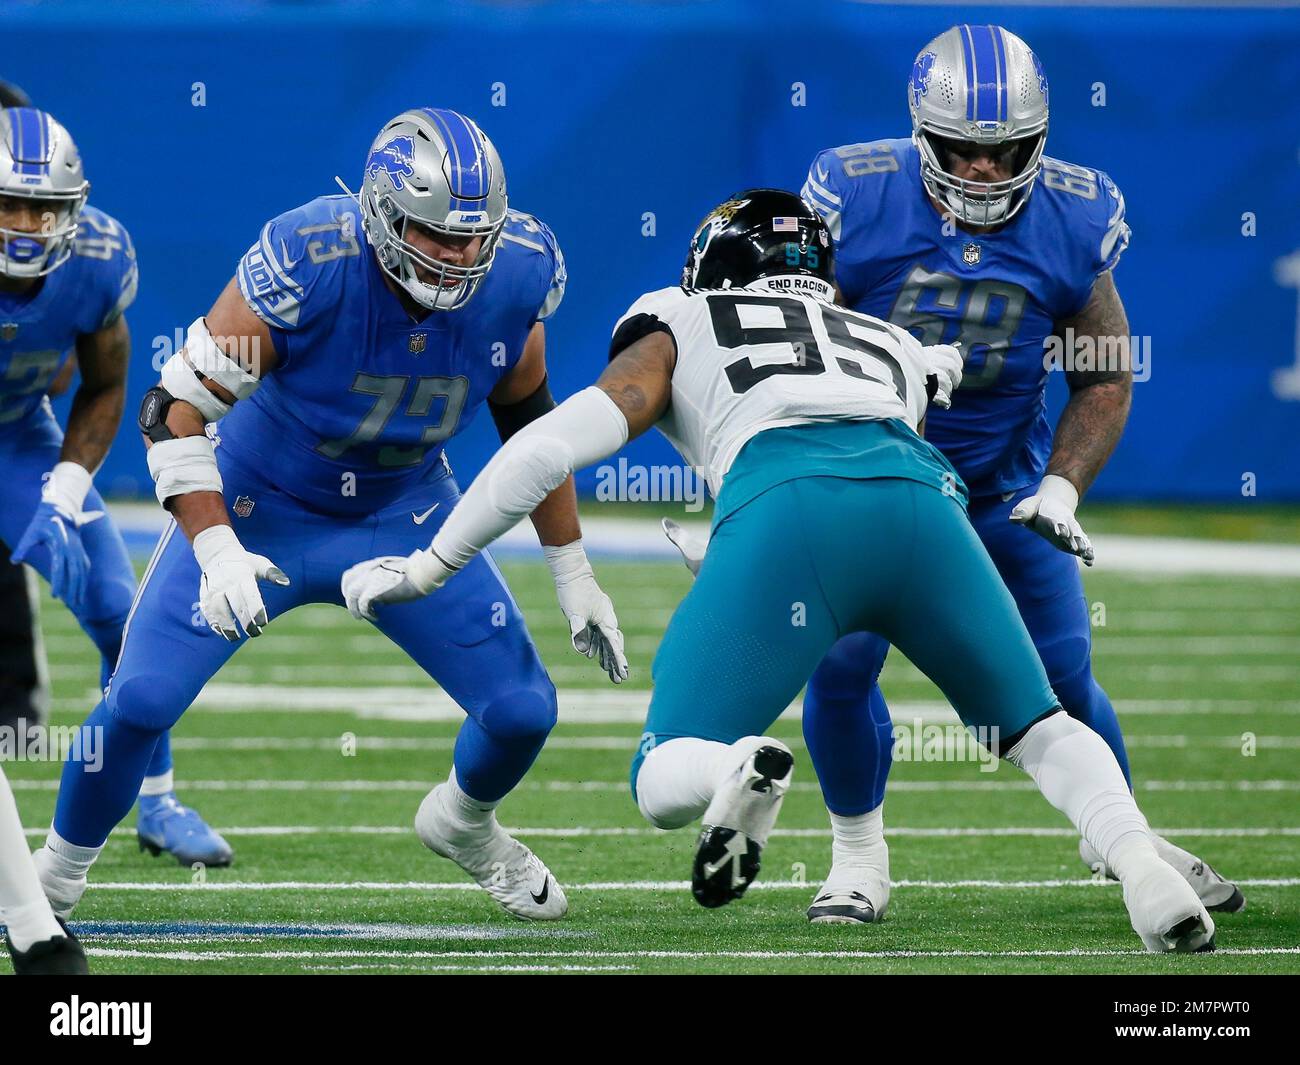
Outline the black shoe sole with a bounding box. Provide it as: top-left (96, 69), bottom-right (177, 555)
top-left (692, 826), bottom-right (761, 908)
top-left (690, 745), bottom-right (793, 909)
top-left (1206, 886), bottom-right (1246, 914)
top-left (1165, 914), bottom-right (1215, 953)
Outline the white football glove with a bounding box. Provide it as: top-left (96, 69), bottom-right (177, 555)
top-left (193, 525), bottom-right (290, 641)
top-left (341, 549), bottom-right (455, 622)
top-left (923, 342), bottom-right (964, 410)
top-left (544, 541), bottom-right (629, 684)
top-left (661, 517), bottom-right (708, 578)
top-left (1009, 474), bottom-right (1095, 566)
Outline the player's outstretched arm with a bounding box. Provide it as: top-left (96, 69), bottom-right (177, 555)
top-left (1010, 271), bottom-right (1133, 565)
top-left (139, 278), bottom-right (288, 640)
top-left (341, 330), bottom-right (677, 677)
top-left (9, 316), bottom-right (133, 612)
top-left (482, 321), bottom-right (627, 679)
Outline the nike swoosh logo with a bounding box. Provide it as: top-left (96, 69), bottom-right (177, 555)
top-left (530, 877), bottom-right (550, 905)
top-left (411, 504), bottom-right (440, 525)
top-left (816, 164), bottom-right (829, 182)
top-left (279, 239), bottom-right (300, 271)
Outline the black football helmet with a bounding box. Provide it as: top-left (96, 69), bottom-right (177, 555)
top-left (682, 188), bottom-right (835, 296)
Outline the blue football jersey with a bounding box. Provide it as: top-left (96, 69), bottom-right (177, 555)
top-left (225, 194), bottom-right (565, 515)
top-left (802, 138), bottom-right (1128, 498)
top-left (0, 205), bottom-right (138, 429)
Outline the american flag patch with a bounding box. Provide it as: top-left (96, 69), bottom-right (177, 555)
top-left (772, 217), bottom-right (800, 232)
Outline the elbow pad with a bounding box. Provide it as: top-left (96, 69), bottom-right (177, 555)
top-left (159, 317), bottom-right (261, 424)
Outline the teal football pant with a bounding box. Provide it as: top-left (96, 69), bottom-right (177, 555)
top-left (631, 475), bottom-right (1060, 794)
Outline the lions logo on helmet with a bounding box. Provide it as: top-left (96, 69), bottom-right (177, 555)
top-left (908, 25), bottom-right (1049, 227)
top-left (365, 135), bottom-right (416, 192)
top-left (909, 52), bottom-right (936, 108)
top-left (358, 108), bottom-right (508, 312)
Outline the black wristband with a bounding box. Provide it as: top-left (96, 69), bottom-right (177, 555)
top-left (138, 386), bottom-right (178, 444)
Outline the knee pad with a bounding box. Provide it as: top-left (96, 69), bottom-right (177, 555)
top-left (105, 670), bottom-right (193, 732)
top-left (476, 679), bottom-right (558, 746)
top-left (807, 631), bottom-right (889, 704)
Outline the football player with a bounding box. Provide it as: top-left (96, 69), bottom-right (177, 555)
top-left (0, 106), bottom-right (231, 868)
top-left (342, 190), bottom-right (1216, 953)
top-left (785, 25), bottom-right (1241, 923)
top-left (33, 108), bottom-right (626, 923)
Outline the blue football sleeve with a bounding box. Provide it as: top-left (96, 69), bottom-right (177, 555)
top-left (73, 210), bottom-right (139, 331)
top-left (236, 207), bottom-right (353, 332)
top-left (1095, 170), bottom-right (1130, 276)
top-left (502, 211), bottom-right (566, 323)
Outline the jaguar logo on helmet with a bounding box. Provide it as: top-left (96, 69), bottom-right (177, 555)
top-left (365, 136), bottom-right (416, 192)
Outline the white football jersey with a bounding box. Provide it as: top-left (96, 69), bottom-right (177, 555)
top-left (613, 283), bottom-right (936, 496)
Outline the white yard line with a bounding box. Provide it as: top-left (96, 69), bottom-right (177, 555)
top-left (44, 684), bottom-right (1300, 723)
top-left (83, 945), bottom-right (1300, 962)
top-left (75, 877), bottom-right (1300, 892)
top-left (24, 824), bottom-right (1300, 839)
top-left (107, 504), bottom-right (1300, 577)
top-left (11, 777), bottom-right (1300, 794)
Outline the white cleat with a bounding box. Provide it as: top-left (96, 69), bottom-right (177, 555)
top-left (1081, 836), bottom-right (1245, 913)
top-left (692, 737), bottom-right (793, 908)
top-left (808, 853), bottom-right (891, 925)
top-left (1122, 857), bottom-right (1216, 953)
top-left (31, 846), bottom-right (86, 920)
top-left (415, 784), bottom-right (567, 921)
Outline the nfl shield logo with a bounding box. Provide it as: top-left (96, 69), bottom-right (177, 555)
top-left (408, 333), bottom-right (427, 354)
top-left (233, 495), bottom-right (255, 518)
top-left (962, 242), bottom-right (982, 266)
top-left (1, 323), bottom-right (16, 342)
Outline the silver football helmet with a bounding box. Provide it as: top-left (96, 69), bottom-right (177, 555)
top-left (0, 108), bottom-right (89, 278)
top-left (908, 25), bottom-right (1048, 226)
top-left (359, 108), bottom-right (507, 311)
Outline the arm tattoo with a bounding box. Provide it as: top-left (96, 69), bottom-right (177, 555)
top-left (1046, 271), bottom-right (1133, 494)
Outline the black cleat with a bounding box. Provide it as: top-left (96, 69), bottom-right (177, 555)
top-left (6, 917), bottom-right (89, 975)
top-left (691, 741), bottom-right (794, 909)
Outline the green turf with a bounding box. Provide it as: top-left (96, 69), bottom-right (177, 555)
top-left (3, 541), bottom-right (1299, 974)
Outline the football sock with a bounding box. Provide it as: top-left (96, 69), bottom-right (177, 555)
top-left (139, 768), bottom-right (174, 798)
top-left (442, 768), bottom-right (499, 831)
top-left (827, 805), bottom-right (888, 873)
top-left (635, 736), bottom-right (745, 830)
top-left (1006, 711), bottom-right (1158, 879)
top-left (53, 700), bottom-right (162, 848)
top-left (802, 681), bottom-right (894, 815)
top-left (38, 829), bottom-right (102, 887)
top-left (0, 766), bottom-right (64, 951)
